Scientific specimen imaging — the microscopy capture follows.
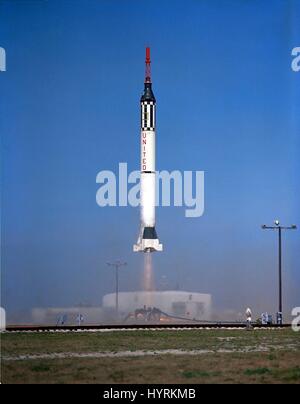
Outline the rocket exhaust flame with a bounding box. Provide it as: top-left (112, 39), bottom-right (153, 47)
top-left (141, 252), bottom-right (155, 308)
top-left (133, 47), bottom-right (163, 253)
top-left (142, 252), bottom-right (154, 292)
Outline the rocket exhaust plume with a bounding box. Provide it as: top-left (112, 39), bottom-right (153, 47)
top-left (142, 252), bottom-right (155, 308)
top-left (133, 47), bottom-right (163, 253)
top-left (142, 252), bottom-right (154, 292)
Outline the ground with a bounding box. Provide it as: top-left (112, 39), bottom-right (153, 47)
top-left (1, 328), bottom-right (300, 384)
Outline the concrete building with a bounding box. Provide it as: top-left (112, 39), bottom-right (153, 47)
top-left (30, 291), bottom-right (212, 324)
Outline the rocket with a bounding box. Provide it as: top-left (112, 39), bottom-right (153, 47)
top-left (133, 48), bottom-right (163, 253)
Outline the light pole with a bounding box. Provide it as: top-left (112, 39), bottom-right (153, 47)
top-left (261, 220), bottom-right (297, 324)
top-left (106, 260), bottom-right (127, 317)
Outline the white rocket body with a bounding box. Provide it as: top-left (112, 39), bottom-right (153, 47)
top-left (134, 49), bottom-right (162, 253)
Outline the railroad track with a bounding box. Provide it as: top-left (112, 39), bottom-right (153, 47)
top-left (4, 323), bottom-right (292, 332)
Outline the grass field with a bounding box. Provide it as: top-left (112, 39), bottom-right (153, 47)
top-left (1, 329), bottom-right (300, 384)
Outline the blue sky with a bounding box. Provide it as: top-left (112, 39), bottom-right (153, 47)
top-left (1, 0), bottom-right (299, 320)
